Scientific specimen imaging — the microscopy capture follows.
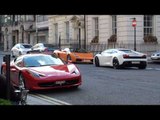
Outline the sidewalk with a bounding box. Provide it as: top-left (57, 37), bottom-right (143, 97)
top-left (26, 94), bottom-right (55, 105)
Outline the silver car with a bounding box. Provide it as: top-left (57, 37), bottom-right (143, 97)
top-left (11, 43), bottom-right (32, 57)
top-left (151, 51), bottom-right (160, 62)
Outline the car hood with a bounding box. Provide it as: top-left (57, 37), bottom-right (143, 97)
top-left (28, 64), bottom-right (76, 76)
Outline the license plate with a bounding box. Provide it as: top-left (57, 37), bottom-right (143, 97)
top-left (83, 60), bottom-right (90, 62)
top-left (55, 81), bottom-right (65, 85)
top-left (132, 61), bottom-right (140, 64)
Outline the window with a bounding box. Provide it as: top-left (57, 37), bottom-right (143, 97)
top-left (37, 15), bottom-right (48, 22)
top-left (65, 21), bottom-right (70, 42)
top-left (93, 17), bottom-right (99, 37)
top-left (144, 15), bottom-right (153, 36)
top-left (95, 17), bottom-right (99, 37)
top-left (54, 23), bottom-right (58, 45)
top-left (112, 15), bottom-right (117, 35)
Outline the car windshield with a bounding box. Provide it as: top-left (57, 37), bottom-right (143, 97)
top-left (22, 44), bottom-right (32, 48)
top-left (119, 49), bottom-right (133, 53)
top-left (23, 55), bottom-right (64, 67)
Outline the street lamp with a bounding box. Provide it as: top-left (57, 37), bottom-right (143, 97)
top-left (131, 17), bottom-right (137, 51)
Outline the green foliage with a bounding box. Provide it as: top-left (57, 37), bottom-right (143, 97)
top-left (143, 35), bottom-right (158, 43)
top-left (0, 98), bottom-right (12, 105)
top-left (91, 36), bottom-right (99, 43)
top-left (108, 34), bottom-right (117, 43)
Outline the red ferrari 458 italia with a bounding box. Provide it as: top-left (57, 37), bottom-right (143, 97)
top-left (1, 54), bottom-right (82, 91)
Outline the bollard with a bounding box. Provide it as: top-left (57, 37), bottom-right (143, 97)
top-left (3, 54), bottom-right (11, 100)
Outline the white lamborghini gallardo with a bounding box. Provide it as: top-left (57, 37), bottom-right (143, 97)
top-left (94, 48), bottom-right (147, 69)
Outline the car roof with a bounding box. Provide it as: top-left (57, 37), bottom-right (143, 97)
top-left (20, 53), bottom-right (50, 58)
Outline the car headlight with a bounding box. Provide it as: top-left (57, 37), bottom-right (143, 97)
top-left (67, 64), bottom-right (80, 74)
top-left (71, 68), bottom-right (80, 74)
top-left (27, 70), bottom-right (46, 78)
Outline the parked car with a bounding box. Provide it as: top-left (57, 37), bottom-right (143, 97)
top-left (11, 43), bottom-right (32, 57)
top-left (94, 48), bottom-right (147, 69)
top-left (29, 43), bottom-right (59, 53)
top-left (1, 54), bottom-right (82, 91)
top-left (151, 51), bottom-right (160, 62)
top-left (54, 48), bottom-right (94, 63)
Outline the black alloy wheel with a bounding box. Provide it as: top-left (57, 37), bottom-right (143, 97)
top-left (113, 57), bottom-right (119, 69)
top-left (95, 57), bottom-right (100, 67)
top-left (67, 55), bottom-right (72, 61)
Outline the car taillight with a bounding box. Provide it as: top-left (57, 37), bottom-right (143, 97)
top-left (123, 54), bottom-right (129, 58)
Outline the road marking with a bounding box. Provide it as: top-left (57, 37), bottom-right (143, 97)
top-left (29, 93), bottom-right (71, 105)
top-left (146, 68), bottom-right (160, 71)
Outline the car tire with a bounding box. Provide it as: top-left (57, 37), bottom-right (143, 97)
top-left (71, 85), bottom-right (79, 89)
top-left (19, 73), bottom-right (26, 89)
top-left (67, 55), bottom-right (72, 61)
top-left (95, 57), bottom-right (100, 67)
top-left (19, 51), bottom-right (22, 56)
top-left (113, 57), bottom-right (120, 69)
top-left (138, 64), bottom-right (147, 69)
top-left (11, 51), bottom-right (15, 58)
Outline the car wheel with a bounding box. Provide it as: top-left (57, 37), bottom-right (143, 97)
top-left (113, 57), bottom-right (119, 69)
top-left (11, 51), bottom-right (15, 58)
top-left (71, 85), bottom-right (79, 89)
top-left (138, 64), bottom-right (147, 69)
top-left (19, 51), bottom-right (22, 56)
top-left (95, 57), bottom-right (100, 67)
top-left (67, 55), bottom-right (71, 61)
top-left (19, 73), bottom-right (26, 89)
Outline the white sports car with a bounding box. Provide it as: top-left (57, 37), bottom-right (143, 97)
top-left (151, 51), bottom-right (160, 62)
top-left (94, 48), bottom-right (147, 69)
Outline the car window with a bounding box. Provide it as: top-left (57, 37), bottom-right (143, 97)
top-left (22, 44), bottom-right (32, 48)
top-left (102, 49), bottom-right (113, 54)
top-left (119, 49), bottom-right (133, 53)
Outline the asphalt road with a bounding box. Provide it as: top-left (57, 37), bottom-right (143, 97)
top-left (31, 62), bottom-right (160, 105)
top-left (1, 53), bottom-right (160, 105)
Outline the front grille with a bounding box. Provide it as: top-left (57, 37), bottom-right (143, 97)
top-left (38, 79), bottom-right (79, 87)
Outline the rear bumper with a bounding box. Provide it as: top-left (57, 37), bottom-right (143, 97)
top-left (121, 61), bottom-right (147, 67)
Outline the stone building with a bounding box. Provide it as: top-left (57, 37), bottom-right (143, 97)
top-left (1, 15), bottom-right (49, 51)
top-left (48, 15), bottom-right (160, 53)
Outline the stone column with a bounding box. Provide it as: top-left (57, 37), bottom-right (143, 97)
top-left (4, 33), bottom-right (8, 51)
top-left (19, 31), bottom-right (22, 43)
top-left (23, 31), bottom-right (28, 43)
top-left (8, 32), bottom-right (12, 50)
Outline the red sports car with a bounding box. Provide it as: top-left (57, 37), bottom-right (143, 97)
top-left (1, 54), bottom-right (82, 91)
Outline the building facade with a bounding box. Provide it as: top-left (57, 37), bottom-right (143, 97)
top-left (48, 15), bottom-right (85, 48)
top-left (48, 15), bottom-right (160, 53)
top-left (1, 15), bottom-right (49, 51)
top-left (36, 15), bottom-right (49, 44)
top-left (1, 15), bottom-right (160, 53)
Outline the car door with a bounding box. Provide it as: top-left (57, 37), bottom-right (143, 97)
top-left (99, 49), bottom-right (113, 66)
top-left (10, 57), bottom-right (23, 87)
